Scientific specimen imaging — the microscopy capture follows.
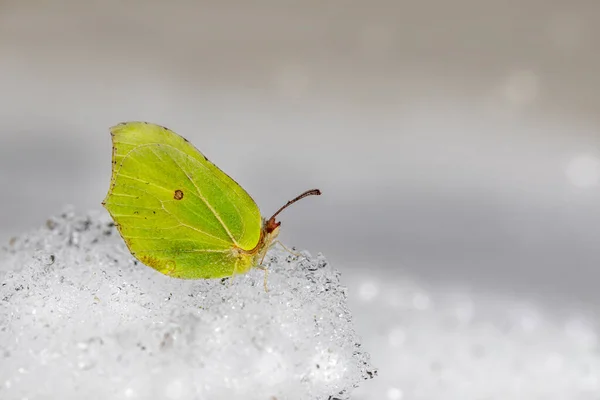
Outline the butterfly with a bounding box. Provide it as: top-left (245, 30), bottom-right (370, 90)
top-left (102, 122), bottom-right (320, 290)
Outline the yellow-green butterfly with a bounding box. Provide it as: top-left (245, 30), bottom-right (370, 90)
top-left (102, 122), bottom-right (320, 289)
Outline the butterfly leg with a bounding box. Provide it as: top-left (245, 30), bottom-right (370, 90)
top-left (272, 240), bottom-right (303, 258)
top-left (260, 250), bottom-right (269, 265)
top-left (255, 265), bottom-right (269, 292)
top-left (227, 260), bottom-right (240, 287)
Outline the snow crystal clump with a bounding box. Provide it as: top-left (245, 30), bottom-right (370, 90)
top-left (0, 209), bottom-right (375, 400)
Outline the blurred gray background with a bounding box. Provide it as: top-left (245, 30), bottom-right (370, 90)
top-left (1, 1), bottom-right (600, 397)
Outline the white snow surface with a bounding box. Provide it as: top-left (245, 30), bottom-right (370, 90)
top-left (0, 209), bottom-right (375, 400)
top-left (350, 278), bottom-right (600, 400)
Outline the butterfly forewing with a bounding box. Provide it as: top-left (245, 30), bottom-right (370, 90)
top-left (103, 122), bottom-right (262, 279)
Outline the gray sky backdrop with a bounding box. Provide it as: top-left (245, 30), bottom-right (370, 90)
top-left (1, 0), bottom-right (600, 309)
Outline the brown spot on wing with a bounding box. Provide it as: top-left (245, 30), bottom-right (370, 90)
top-left (139, 255), bottom-right (177, 276)
top-left (139, 255), bottom-right (160, 269)
top-left (174, 189), bottom-right (184, 200)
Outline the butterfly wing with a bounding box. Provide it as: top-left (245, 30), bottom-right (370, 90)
top-left (102, 122), bottom-right (262, 279)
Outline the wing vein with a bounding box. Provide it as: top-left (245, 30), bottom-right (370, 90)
top-left (109, 193), bottom-right (139, 198)
top-left (118, 174), bottom-right (171, 193)
top-left (140, 249), bottom-right (229, 254)
top-left (173, 147), bottom-right (249, 244)
top-left (114, 183), bottom-right (233, 246)
top-left (153, 146), bottom-right (239, 246)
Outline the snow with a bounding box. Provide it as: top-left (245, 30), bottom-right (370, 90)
top-left (349, 278), bottom-right (600, 399)
top-left (0, 208), bottom-right (375, 400)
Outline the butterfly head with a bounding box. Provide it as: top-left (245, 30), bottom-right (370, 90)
top-left (252, 189), bottom-right (321, 265)
top-left (265, 217), bottom-right (281, 235)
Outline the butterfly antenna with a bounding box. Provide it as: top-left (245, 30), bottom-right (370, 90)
top-left (269, 189), bottom-right (322, 221)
